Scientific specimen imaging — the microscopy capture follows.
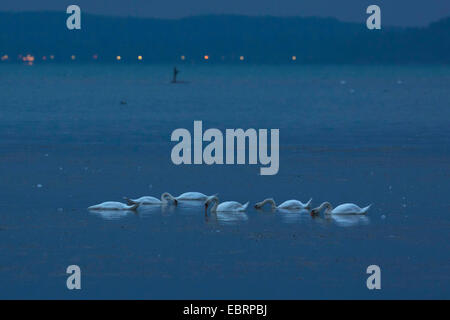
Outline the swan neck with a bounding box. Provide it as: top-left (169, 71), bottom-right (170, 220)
top-left (210, 197), bottom-right (219, 212)
top-left (313, 202), bottom-right (332, 214)
top-left (321, 202), bottom-right (332, 214)
top-left (264, 198), bottom-right (276, 208)
top-left (161, 192), bottom-right (174, 202)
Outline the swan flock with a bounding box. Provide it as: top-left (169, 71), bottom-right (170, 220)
top-left (89, 192), bottom-right (371, 216)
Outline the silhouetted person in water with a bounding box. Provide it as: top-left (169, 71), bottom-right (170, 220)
top-left (172, 67), bottom-right (179, 83)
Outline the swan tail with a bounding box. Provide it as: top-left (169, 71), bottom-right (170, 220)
top-left (305, 198), bottom-right (313, 209)
top-left (361, 204), bottom-right (372, 214)
top-left (242, 202), bottom-right (250, 211)
top-left (123, 197), bottom-right (136, 205)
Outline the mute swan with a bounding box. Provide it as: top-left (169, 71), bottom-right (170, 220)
top-left (164, 192), bottom-right (218, 205)
top-left (311, 202), bottom-right (371, 215)
top-left (254, 198), bottom-right (312, 210)
top-left (204, 195), bottom-right (249, 213)
top-left (88, 201), bottom-right (139, 211)
top-left (123, 194), bottom-right (171, 205)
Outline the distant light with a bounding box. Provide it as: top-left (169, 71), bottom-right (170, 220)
top-left (50, 55), bottom-right (55, 60)
top-left (204, 55), bottom-right (209, 60)
top-left (138, 55), bottom-right (143, 60)
top-left (92, 54), bottom-right (98, 60)
top-left (22, 54), bottom-right (35, 62)
top-left (22, 54), bottom-right (35, 65)
top-left (42, 56), bottom-right (47, 61)
top-left (71, 55), bottom-right (76, 60)
top-left (239, 56), bottom-right (244, 61)
top-left (116, 55), bottom-right (121, 61)
top-left (292, 56), bottom-right (297, 61)
top-left (1, 54), bottom-right (8, 61)
top-left (180, 55), bottom-right (185, 60)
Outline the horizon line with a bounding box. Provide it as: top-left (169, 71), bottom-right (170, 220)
top-left (1, 10), bottom-right (449, 28)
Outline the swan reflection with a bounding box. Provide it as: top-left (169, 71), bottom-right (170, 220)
top-left (139, 204), bottom-right (169, 217)
top-left (327, 214), bottom-right (370, 227)
top-left (277, 209), bottom-right (312, 224)
top-left (207, 211), bottom-right (249, 226)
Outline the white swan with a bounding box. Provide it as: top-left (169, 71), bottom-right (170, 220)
top-left (204, 196), bottom-right (249, 213)
top-left (123, 193), bottom-right (171, 205)
top-left (88, 201), bottom-right (139, 211)
top-left (164, 192), bottom-right (218, 205)
top-left (254, 198), bottom-right (312, 210)
top-left (311, 202), bottom-right (371, 215)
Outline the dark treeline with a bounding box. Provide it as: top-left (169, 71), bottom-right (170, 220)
top-left (0, 11), bottom-right (449, 63)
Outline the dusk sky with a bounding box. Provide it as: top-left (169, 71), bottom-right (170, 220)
top-left (0, 0), bottom-right (449, 26)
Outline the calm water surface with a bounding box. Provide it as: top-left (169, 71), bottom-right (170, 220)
top-left (0, 64), bottom-right (449, 298)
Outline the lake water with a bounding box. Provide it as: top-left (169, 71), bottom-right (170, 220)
top-left (0, 64), bottom-right (449, 299)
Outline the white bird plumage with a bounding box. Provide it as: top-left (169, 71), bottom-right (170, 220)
top-left (164, 192), bottom-right (218, 204)
top-left (254, 198), bottom-right (312, 210)
top-left (123, 194), bottom-right (170, 205)
top-left (205, 196), bottom-right (249, 213)
top-left (88, 201), bottom-right (139, 211)
top-left (311, 202), bottom-right (371, 215)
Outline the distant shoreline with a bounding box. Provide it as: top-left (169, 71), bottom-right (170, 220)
top-left (0, 12), bottom-right (449, 64)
